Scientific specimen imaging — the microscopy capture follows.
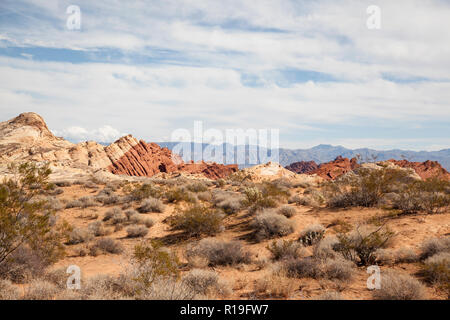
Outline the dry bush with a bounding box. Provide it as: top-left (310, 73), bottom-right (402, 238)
top-left (88, 221), bottom-right (110, 237)
top-left (277, 205), bottom-right (296, 217)
top-left (0, 279), bottom-right (20, 300)
top-left (394, 247), bottom-right (419, 263)
top-left (284, 257), bottom-right (320, 278)
top-left (128, 213), bottom-right (154, 228)
top-left (169, 205), bottom-right (224, 237)
top-left (299, 224), bottom-right (325, 246)
top-left (165, 187), bottom-right (198, 204)
top-left (66, 196), bottom-right (98, 209)
top-left (333, 225), bottom-right (394, 266)
top-left (54, 180), bottom-right (72, 187)
top-left (43, 267), bottom-right (68, 289)
top-left (419, 237), bottom-right (450, 260)
top-left (242, 186), bottom-right (281, 214)
top-left (126, 225), bottom-right (149, 238)
top-left (373, 270), bottom-right (426, 300)
top-left (23, 280), bottom-right (60, 300)
top-left (216, 197), bottom-right (244, 215)
top-left (182, 269), bottom-right (230, 297)
top-left (91, 238), bottom-right (124, 255)
top-left (322, 258), bottom-right (354, 281)
top-left (267, 239), bottom-right (302, 261)
top-left (419, 252), bottom-right (449, 293)
top-left (197, 191), bottom-right (212, 202)
top-left (254, 273), bottom-right (295, 298)
top-left (103, 208), bottom-right (127, 224)
top-left (186, 238), bottom-right (250, 267)
top-left (0, 245), bottom-right (50, 283)
top-left (124, 209), bottom-right (139, 220)
top-left (251, 211), bottom-right (294, 241)
top-left (137, 197), bottom-right (165, 213)
top-left (67, 228), bottom-right (94, 245)
top-left (80, 274), bottom-right (128, 300)
top-left (127, 183), bottom-right (162, 201)
top-left (313, 236), bottom-right (339, 260)
top-left (45, 197), bottom-right (64, 211)
top-left (140, 278), bottom-right (197, 300)
top-left (186, 182), bottom-right (209, 193)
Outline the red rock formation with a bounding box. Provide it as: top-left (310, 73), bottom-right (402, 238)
top-left (285, 161), bottom-right (318, 174)
top-left (311, 156), bottom-right (360, 180)
top-left (108, 139), bottom-right (238, 180)
top-left (178, 161), bottom-right (238, 180)
top-left (387, 159), bottom-right (450, 180)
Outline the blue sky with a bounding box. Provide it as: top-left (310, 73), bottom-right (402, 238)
top-left (0, 0), bottom-right (449, 151)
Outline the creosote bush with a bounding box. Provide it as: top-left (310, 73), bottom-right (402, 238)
top-left (169, 205), bottom-right (224, 237)
top-left (186, 238), bottom-right (250, 266)
top-left (333, 225), bottom-right (394, 266)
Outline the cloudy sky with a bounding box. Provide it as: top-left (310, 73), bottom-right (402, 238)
top-left (0, 0), bottom-right (449, 150)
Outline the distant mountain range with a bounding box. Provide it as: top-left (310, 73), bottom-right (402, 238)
top-left (154, 142), bottom-right (450, 170)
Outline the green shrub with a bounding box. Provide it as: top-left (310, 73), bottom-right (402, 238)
top-left (169, 205), bottom-right (224, 237)
top-left (333, 225), bottom-right (394, 266)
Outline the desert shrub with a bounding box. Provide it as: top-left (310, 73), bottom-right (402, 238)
top-left (197, 191), bottom-right (212, 202)
top-left (54, 180), bottom-right (72, 187)
top-left (326, 167), bottom-right (411, 208)
top-left (182, 269), bottom-right (229, 297)
top-left (419, 237), bottom-right (450, 260)
top-left (165, 187), bottom-right (198, 204)
top-left (0, 245), bottom-right (50, 283)
top-left (420, 252), bottom-right (450, 292)
top-left (24, 280), bottom-right (60, 300)
top-left (0, 279), bottom-right (20, 300)
top-left (313, 236), bottom-right (339, 260)
top-left (333, 225), bottom-right (394, 266)
top-left (250, 211), bottom-right (294, 241)
top-left (45, 197), bottom-right (64, 211)
top-left (88, 221), bottom-right (110, 237)
top-left (103, 208), bottom-right (127, 224)
top-left (67, 228), bottom-right (94, 245)
top-left (322, 258), bottom-right (354, 281)
top-left (288, 194), bottom-right (320, 207)
top-left (186, 182), bottom-right (209, 193)
top-left (284, 257), bottom-right (320, 278)
top-left (267, 239), bottom-right (302, 261)
top-left (91, 238), bottom-right (124, 255)
top-left (394, 247), bottom-right (419, 263)
top-left (130, 241), bottom-right (180, 292)
top-left (140, 277), bottom-right (197, 300)
top-left (124, 209), bottom-right (139, 220)
top-left (79, 274), bottom-right (127, 300)
top-left (186, 238), bottom-right (250, 266)
top-left (299, 224), bottom-right (325, 246)
top-left (43, 267), bottom-right (68, 289)
top-left (277, 205), bottom-right (296, 217)
top-left (254, 274), bottom-right (295, 298)
top-left (213, 179), bottom-right (226, 187)
top-left (374, 249), bottom-right (395, 265)
top-left (242, 186), bottom-right (280, 213)
top-left (316, 291), bottom-right (343, 300)
top-left (126, 225), bottom-right (149, 238)
top-left (169, 205), bottom-right (224, 237)
top-left (137, 197), bottom-right (165, 213)
top-left (129, 213), bottom-right (154, 228)
top-left (216, 197), bottom-right (243, 214)
top-left (373, 270), bottom-right (426, 300)
top-left (127, 183), bottom-right (162, 201)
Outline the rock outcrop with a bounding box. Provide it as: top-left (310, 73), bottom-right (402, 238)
top-left (387, 159), bottom-right (450, 180)
top-left (285, 160), bottom-right (319, 174)
top-left (0, 113), bottom-right (237, 180)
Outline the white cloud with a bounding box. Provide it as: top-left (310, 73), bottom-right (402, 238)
top-left (52, 125), bottom-right (126, 143)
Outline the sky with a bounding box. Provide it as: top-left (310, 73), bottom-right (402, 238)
top-left (0, 0), bottom-right (449, 151)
